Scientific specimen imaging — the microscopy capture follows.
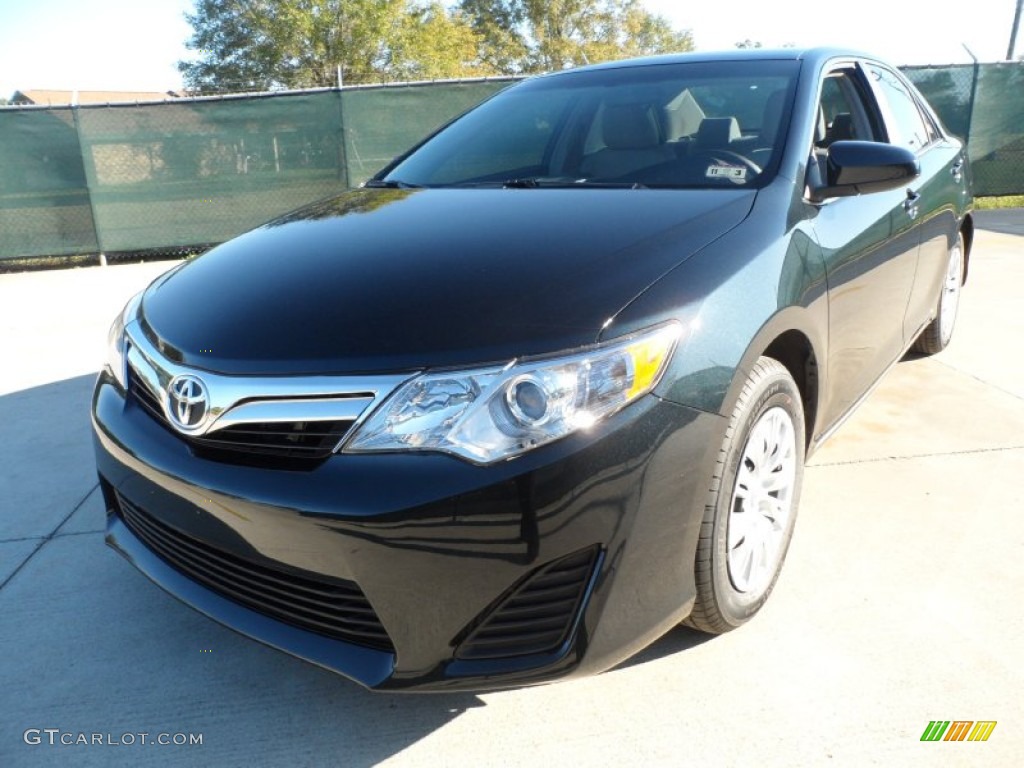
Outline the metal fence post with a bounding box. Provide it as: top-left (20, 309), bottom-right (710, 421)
top-left (965, 61), bottom-right (980, 162)
top-left (1009, 0), bottom-right (1023, 60)
top-left (336, 86), bottom-right (350, 188)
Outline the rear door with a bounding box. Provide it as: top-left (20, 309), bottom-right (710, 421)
top-left (810, 63), bottom-right (922, 423)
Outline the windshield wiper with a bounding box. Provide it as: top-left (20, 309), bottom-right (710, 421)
top-left (502, 178), bottom-right (542, 188)
top-left (573, 180), bottom-right (649, 190)
top-left (503, 178), bottom-right (650, 189)
top-left (452, 178), bottom-right (649, 189)
top-left (363, 178), bottom-right (422, 189)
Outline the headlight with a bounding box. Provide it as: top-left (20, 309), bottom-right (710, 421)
top-left (344, 322), bottom-right (681, 464)
top-left (105, 292), bottom-right (143, 389)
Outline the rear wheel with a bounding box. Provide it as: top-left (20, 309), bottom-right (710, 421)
top-left (912, 232), bottom-right (964, 355)
top-left (686, 357), bottom-right (805, 634)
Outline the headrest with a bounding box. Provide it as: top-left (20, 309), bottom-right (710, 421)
top-left (602, 104), bottom-right (661, 150)
top-left (829, 112), bottom-right (854, 143)
top-left (695, 117), bottom-right (741, 149)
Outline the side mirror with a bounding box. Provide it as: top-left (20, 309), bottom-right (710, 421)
top-left (809, 140), bottom-right (920, 202)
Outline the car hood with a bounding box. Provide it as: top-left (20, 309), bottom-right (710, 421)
top-left (140, 187), bottom-right (754, 375)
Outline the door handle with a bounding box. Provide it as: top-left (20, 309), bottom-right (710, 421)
top-left (904, 189), bottom-right (921, 220)
top-left (951, 159), bottom-right (964, 184)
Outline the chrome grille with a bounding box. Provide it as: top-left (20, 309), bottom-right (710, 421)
top-left (128, 371), bottom-right (353, 465)
top-left (121, 327), bottom-right (409, 469)
top-left (115, 492), bottom-right (394, 652)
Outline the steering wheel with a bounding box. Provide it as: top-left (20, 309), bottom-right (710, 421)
top-left (690, 149), bottom-right (763, 177)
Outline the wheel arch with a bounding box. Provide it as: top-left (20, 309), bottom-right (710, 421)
top-left (721, 311), bottom-right (824, 451)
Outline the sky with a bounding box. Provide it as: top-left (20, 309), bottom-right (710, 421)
top-left (0, 0), bottom-right (1019, 100)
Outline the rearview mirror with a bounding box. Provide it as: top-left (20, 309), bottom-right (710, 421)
top-left (809, 140), bottom-right (920, 202)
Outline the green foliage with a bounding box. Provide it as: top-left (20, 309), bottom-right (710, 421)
top-left (179, 0), bottom-right (490, 92)
top-left (179, 0), bottom-right (694, 91)
top-left (390, 4), bottom-right (492, 81)
top-left (459, 0), bottom-right (529, 73)
top-left (975, 195), bottom-right (1024, 209)
top-left (460, 0), bottom-right (693, 73)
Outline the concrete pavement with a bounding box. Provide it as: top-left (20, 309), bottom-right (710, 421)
top-left (1, 217), bottom-right (1021, 767)
top-left (974, 208), bottom-right (1024, 237)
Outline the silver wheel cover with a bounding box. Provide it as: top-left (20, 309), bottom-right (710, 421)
top-left (727, 406), bottom-right (798, 595)
top-left (938, 241), bottom-right (963, 346)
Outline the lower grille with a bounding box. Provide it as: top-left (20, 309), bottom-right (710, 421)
top-left (115, 492), bottom-right (393, 652)
top-left (128, 372), bottom-right (352, 467)
top-left (455, 546), bottom-right (600, 660)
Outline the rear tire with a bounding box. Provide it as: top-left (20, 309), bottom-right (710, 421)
top-left (912, 231), bottom-right (964, 355)
top-left (686, 357), bottom-right (805, 634)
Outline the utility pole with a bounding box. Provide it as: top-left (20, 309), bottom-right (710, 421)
top-left (1010, 0), bottom-right (1024, 59)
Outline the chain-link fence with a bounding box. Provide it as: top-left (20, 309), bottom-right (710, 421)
top-left (0, 107), bottom-right (99, 259)
top-left (0, 80), bottom-right (513, 262)
top-left (904, 62), bottom-right (1024, 198)
top-left (1, 65), bottom-right (1021, 262)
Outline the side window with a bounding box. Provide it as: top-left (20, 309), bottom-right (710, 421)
top-left (867, 65), bottom-right (931, 152)
top-left (820, 78), bottom-right (851, 128)
top-left (816, 71), bottom-right (881, 148)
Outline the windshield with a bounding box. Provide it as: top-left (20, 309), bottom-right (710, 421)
top-left (381, 60), bottom-right (799, 190)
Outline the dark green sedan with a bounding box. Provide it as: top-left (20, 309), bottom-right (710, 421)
top-left (94, 48), bottom-right (972, 690)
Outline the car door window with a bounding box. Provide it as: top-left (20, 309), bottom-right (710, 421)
top-left (867, 65), bottom-right (932, 152)
top-left (815, 70), bottom-right (881, 148)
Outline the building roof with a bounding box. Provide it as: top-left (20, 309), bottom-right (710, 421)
top-left (10, 89), bottom-right (181, 106)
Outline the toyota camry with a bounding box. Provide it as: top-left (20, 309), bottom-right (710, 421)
top-left (92, 48), bottom-right (973, 691)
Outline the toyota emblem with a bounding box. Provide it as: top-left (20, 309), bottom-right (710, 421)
top-left (167, 374), bottom-right (209, 430)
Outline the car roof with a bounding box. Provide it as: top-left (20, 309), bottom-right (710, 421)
top-left (539, 47), bottom-right (873, 77)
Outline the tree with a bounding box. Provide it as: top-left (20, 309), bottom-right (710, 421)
top-left (390, 3), bottom-right (491, 81)
top-left (458, 0), bottom-right (529, 73)
top-left (179, 0), bottom-right (490, 92)
top-left (459, 0), bottom-right (693, 73)
top-left (180, 0), bottom-right (693, 91)
top-left (587, 0), bottom-right (695, 65)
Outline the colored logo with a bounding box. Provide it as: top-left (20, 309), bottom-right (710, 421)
top-left (920, 721), bottom-right (997, 742)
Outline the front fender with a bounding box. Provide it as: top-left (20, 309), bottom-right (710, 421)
top-left (602, 185), bottom-right (829, 428)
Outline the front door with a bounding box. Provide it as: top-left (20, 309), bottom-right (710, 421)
top-left (810, 64), bottom-right (922, 424)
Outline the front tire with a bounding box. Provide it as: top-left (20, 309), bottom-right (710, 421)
top-left (686, 357), bottom-right (805, 634)
top-left (912, 231), bottom-right (964, 355)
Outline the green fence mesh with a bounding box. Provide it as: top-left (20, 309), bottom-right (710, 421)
top-left (970, 64), bottom-right (1024, 197)
top-left (905, 63), bottom-right (1024, 197)
top-left (902, 65), bottom-right (974, 141)
top-left (0, 80), bottom-right (510, 261)
top-left (76, 91), bottom-right (345, 252)
top-left (0, 67), bottom-right (1019, 262)
top-left (340, 82), bottom-right (506, 185)
top-left (0, 107), bottom-right (100, 258)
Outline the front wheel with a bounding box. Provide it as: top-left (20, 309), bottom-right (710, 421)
top-left (686, 357), bottom-right (805, 634)
top-left (912, 231), bottom-right (965, 355)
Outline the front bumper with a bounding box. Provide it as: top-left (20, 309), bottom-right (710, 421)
top-left (92, 371), bottom-right (724, 691)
